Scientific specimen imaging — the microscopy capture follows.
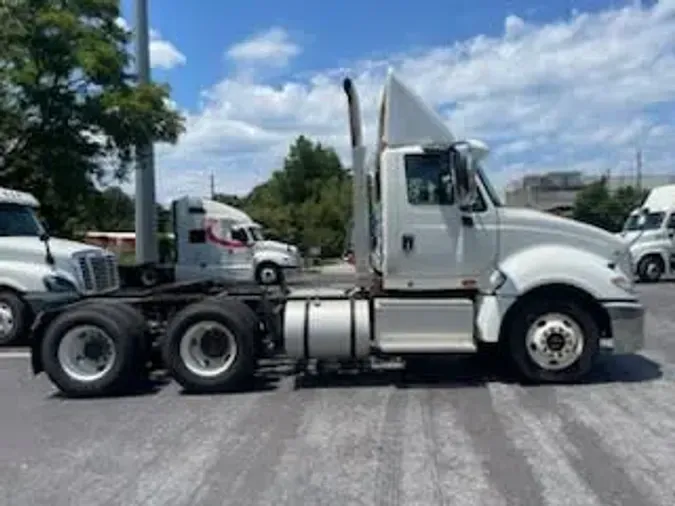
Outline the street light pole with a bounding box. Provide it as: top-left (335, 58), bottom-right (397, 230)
top-left (134, 0), bottom-right (158, 265)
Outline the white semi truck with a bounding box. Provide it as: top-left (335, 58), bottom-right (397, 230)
top-left (618, 184), bottom-right (675, 282)
top-left (171, 196), bottom-right (301, 285)
top-left (92, 197), bottom-right (301, 287)
top-left (27, 71), bottom-right (645, 397)
top-left (0, 187), bottom-right (119, 345)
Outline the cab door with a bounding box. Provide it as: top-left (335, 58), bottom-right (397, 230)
top-left (384, 149), bottom-right (497, 290)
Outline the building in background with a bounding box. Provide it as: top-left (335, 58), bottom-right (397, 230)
top-left (504, 171), bottom-right (675, 215)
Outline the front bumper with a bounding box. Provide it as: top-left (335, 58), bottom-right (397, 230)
top-left (603, 300), bottom-right (645, 353)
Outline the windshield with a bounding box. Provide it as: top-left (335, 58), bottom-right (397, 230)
top-left (476, 163), bottom-right (503, 207)
top-left (248, 227), bottom-right (264, 241)
top-left (623, 211), bottom-right (665, 231)
top-left (0, 203), bottom-right (44, 237)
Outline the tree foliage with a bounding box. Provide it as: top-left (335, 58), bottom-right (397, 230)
top-left (215, 135), bottom-right (353, 257)
top-left (572, 178), bottom-right (648, 232)
top-left (0, 0), bottom-right (184, 235)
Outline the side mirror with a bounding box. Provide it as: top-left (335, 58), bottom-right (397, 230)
top-left (39, 220), bottom-right (50, 242)
top-left (636, 207), bottom-right (649, 229)
top-left (450, 142), bottom-right (477, 209)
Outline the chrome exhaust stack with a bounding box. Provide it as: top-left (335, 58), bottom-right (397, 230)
top-left (343, 78), bottom-right (371, 289)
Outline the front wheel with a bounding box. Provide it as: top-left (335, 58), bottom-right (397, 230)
top-left (506, 299), bottom-right (599, 383)
top-left (255, 262), bottom-right (283, 285)
top-left (0, 291), bottom-right (28, 345)
top-left (637, 255), bottom-right (664, 283)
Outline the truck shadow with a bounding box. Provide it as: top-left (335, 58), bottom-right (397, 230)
top-left (57, 352), bottom-right (664, 399)
top-left (292, 353), bottom-right (664, 391)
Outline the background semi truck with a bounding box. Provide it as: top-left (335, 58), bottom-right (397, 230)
top-left (0, 187), bottom-right (120, 345)
top-left (27, 71), bottom-right (645, 398)
top-left (89, 196), bottom-right (301, 287)
top-left (171, 196), bottom-right (301, 286)
top-left (618, 184), bottom-right (675, 282)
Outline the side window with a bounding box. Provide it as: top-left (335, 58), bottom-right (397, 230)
top-left (667, 213), bottom-right (675, 229)
top-left (404, 153), bottom-right (454, 205)
top-left (231, 228), bottom-right (248, 243)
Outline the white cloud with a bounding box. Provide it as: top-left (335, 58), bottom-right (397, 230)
top-left (149, 28), bottom-right (186, 70)
top-left (115, 17), bottom-right (186, 70)
top-left (225, 27), bottom-right (301, 68)
top-left (149, 1), bottom-right (675, 203)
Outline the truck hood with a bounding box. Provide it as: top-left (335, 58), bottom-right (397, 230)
top-left (500, 207), bottom-right (626, 260)
top-left (0, 236), bottom-right (104, 258)
top-left (255, 240), bottom-right (297, 255)
top-left (614, 230), bottom-right (643, 243)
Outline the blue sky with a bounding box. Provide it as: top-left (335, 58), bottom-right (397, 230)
top-left (116, 0), bottom-right (675, 203)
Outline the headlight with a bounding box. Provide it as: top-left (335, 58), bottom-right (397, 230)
top-left (43, 274), bottom-right (78, 292)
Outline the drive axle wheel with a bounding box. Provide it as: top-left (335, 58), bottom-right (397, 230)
top-left (507, 298), bottom-right (599, 383)
top-left (41, 303), bottom-right (139, 397)
top-left (162, 300), bottom-right (255, 393)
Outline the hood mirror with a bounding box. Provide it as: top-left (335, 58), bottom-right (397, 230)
top-left (449, 141), bottom-right (477, 209)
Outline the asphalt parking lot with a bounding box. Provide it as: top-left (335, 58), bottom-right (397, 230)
top-left (0, 282), bottom-right (674, 506)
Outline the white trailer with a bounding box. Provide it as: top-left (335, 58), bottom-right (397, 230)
top-left (28, 71), bottom-right (644, 397)
top-left (0, 187), bottom-right (120, 345)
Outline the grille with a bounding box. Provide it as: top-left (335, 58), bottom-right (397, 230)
top-left (74, 252), bottom-right (120, 294)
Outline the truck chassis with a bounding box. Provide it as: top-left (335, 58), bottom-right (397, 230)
top-left (27, 278), bottom-right (622, 398)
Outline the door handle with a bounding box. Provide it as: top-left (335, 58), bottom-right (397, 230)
top-left (402, 234), bottom-right (415, 252)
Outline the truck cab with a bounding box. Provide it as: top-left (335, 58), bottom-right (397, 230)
top-left (617, 184), bottom-right (675, 282)
top-left (285, 70), bottom-right (644, 382)
top-left (172, 197), bottom-right (300, 285)
top-left (0, 187), bottom-right (119, 344)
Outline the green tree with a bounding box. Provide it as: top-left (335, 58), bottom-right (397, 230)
top-left (0, 0), bottom-right (184, 236)
top-left (214, 135), bottom-right (352, 257)
top-left (89, 186), bottom-right (135, 231)
top-left (573, 178), bottom-right (648, 232)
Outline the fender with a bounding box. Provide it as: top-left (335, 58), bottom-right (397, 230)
top-left (630, 240), bottom-right (670, 270)
top-left (497, 244), bottom-right (633, 301)
top-left (0, 260), bottom-right (64, 293)
top-left (475, 244), bottom-right (635, 343)
top-left (253, 249), bottom-right (297, 268)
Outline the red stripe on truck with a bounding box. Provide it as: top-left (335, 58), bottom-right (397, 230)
top-left (204, 219), bottom-right (248, 249)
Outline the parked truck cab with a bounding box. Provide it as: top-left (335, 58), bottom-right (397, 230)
top-left (172, 197), bottom-right (300, 285)
top-left (618, 185), bottom-right (675, 282)
top-left (0, 187), bottom-right (119, 345)
top-left (294, 71), bottom-right (643, 377)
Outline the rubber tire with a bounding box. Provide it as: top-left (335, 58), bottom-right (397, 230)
top-left (161, 300), bottom-right (256, 393)
top-left (209, 296), bottom-right (260, 335)
top-left (255, 262), bottom-right (282, 286)
top-left (506, 298), bottom-right (599, 384)
top-left (87, 302), bottom-right (149, 375)
top-left (140, 266), bottom-right (159, 287)
top-left (40, 303), bottom-right (139, 397)
top-left (0, 290), bottom-right (28, 345)
top-left (637, 255), bottom-right (663, 283)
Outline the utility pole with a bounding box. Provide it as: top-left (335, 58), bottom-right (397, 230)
top-left (636, 147), bottom-right (643, 192)
top-left (134, 0), bottom-right (158, 264)
top-left (210, 172), bottom-right (215, 199)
